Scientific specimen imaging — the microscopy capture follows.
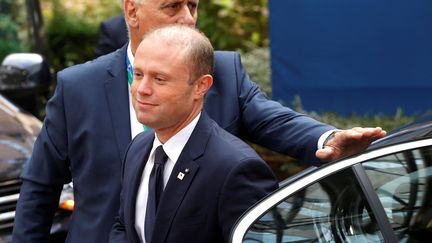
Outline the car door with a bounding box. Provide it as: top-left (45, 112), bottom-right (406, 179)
top-left (231, 140), bottom-right (432, 243)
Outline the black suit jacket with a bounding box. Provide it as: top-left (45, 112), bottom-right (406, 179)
top-left (95, 14), bottom-right (128, 57)
top-left (110, 112), bottom-right (278, 243)
top-left (13, 45), bottom-right (334, 243)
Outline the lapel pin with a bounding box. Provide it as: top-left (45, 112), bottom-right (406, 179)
top-left (177, 172), bottom-right (185, 180)
top-left (184, 168), bottom-right (190, 174)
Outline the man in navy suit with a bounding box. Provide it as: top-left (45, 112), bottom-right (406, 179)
top-left (13, 0), bottom-right (386, 242)
top-left (110, 24), bottom-right (278, 243)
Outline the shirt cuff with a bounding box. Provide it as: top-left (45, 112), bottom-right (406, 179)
top-left (317, 129), bottom-right (340, 150)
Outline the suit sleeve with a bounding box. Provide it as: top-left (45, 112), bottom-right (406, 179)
top-left (232, 52), bottom-right (335, 165)
top-left (12, 181), bottom-right (63, 243)
top-left (13, 73), bottom-right (72, 242)
top-left (109, 186), bottom-right (128, 243)
top-left (109, 141), bottom-right (134, 243)
top-left (218, 159), bottom-right (278, 242)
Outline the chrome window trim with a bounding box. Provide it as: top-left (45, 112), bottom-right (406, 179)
top-left (231, 138), bottom-right (432, 243)
top-left (0, 193), bottom-right (19, 204)
top-left (0, 211), bottom-right (15, 222)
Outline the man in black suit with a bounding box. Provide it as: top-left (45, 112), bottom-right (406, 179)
top-left (13, 0), bottom-right (386, 242)
top-left (95, 14), bottom-right (128, 57)
top-left (110, 24), bottom-right (278, 243)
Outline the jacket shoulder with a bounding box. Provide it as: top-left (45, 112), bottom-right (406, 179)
top-left (59, 51), bottom-right (115, 76)
top-left (57, 47), bottom-right (125, 84)
top-left (128, 132), bottom-right (154, 152)
top-left (208, 121), bottom-right (261, 162)
top-left (214, 50), bottom-right (239, 61)
top-left (213, 50), bottom-right (243, 81)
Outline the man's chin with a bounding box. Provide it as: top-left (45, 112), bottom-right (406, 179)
top-left (137, 116), bottom-right (154, 127)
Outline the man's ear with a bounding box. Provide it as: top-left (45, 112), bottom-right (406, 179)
top-left (194, 74), bottom-right (213, 99)
top-left (124, 0), bottom-right (139, 28)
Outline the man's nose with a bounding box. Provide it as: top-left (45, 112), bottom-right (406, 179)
top-left (136, 79), bottom-right (152, 95)
top-left (177, 5), bottom-right (196, 26)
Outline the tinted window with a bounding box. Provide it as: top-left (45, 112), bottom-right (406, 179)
top-left (363, 146), bottom-right (432, 242)
top-left (243, 169), bottom-right (384, 242)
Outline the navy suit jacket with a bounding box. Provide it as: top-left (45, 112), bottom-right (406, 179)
top-left (13, 45), bottom-right (334, 242)
top-left (95, 14), bottom-right (128, 57)
top-left (110, 112), bottom-right (278, 243)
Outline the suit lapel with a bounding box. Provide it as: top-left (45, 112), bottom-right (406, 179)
top-left (152, 161), bottom-right (199, 243)
top-left (151, 112), bottom-right (214, 243)
top-left (126, 133), bottom-right (155, 243)
top-left (103, 45), bottom-right (132, 161)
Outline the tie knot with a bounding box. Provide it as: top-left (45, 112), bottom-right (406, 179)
top-left (154, 145), bottom-right (168, 165)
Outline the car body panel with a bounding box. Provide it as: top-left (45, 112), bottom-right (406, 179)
top-left (0, 94), bottom-right (40, 180)
top-left (0, 94), bottom-right (71, 242)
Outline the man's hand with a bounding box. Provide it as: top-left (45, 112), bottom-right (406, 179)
top-left (316, 127), bottom-right (387, 162)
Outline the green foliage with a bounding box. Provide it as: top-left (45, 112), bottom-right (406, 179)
top-left (240, 47), bottom-right (272, 97)
top-left (198, 0), bottom-right (272, 98)
top-left (42, 0), bottom-right (122, 72)
top-left (0, 15), bottom-right (27, 60)
top-left (0, 0), bottom-right (31, 61)
top-left (46, 10), bottom-right (97, 70)
top-left (198, 0), bottom-right (269, 51)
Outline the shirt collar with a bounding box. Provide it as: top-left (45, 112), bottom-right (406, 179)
top-left (127, 41), bottom-right (134, 67)
top-left (152, 113), bottom-right (201, 164)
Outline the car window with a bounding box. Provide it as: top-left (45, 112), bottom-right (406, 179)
top-left (242, 169), bottom-right (384, 242)
top-left (363, 146), bottom-right (432, 242)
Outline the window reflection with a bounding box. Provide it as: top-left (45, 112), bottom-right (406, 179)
top-left (363, 146), bottom-right (432, 242)
top-left (244, 169), bottom-right (383, 242)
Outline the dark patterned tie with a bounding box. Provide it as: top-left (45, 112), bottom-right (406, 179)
top-left (144, 145), bottom-right (168, 243)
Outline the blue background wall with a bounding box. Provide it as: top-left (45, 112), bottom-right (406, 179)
top-left (269, 0), bottom-right (432, 115)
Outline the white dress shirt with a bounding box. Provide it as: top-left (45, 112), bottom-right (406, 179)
top-left (134, 113), bottom-right (201, 242)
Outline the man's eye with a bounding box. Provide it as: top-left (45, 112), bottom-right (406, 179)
top-left (154, 76), bottom-right (165, 83)
top-left (167, 2), bottom-right (181, 10)
top-left (134, 72), bottom-right (143, 78)
top-left (188, 2), bottom-right (197, 11)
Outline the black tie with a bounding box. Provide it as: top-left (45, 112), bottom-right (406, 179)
top-left (145, 145), bottom-right (168, 243)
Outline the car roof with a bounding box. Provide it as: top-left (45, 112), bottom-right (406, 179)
top-left (367, 111), bottom-right (432, 150)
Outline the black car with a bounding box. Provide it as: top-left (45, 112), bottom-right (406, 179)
top-left (231, 114), bottom-right (432, 242)
top-left (0, 94), bottom-right (73, 242)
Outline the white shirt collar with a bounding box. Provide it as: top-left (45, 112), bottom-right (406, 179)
top-left (151, 112), bottom-right (201, 164)
top-left (127, 41), bottom-right (134, 66)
